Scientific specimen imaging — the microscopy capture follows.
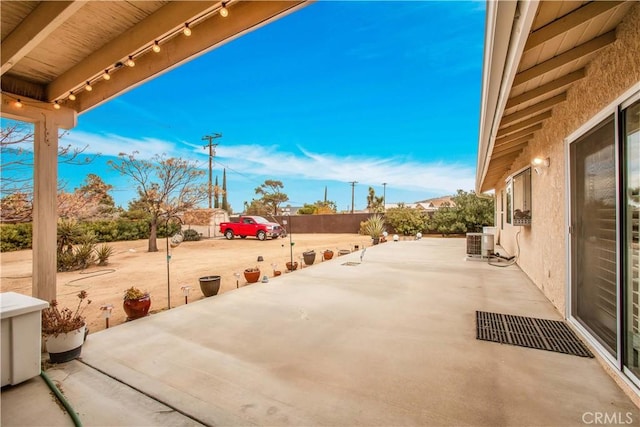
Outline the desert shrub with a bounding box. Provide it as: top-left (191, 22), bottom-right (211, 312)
top-left (0, 223), bottom-right (32, 252)
top-left (384, 206), bottom-right (428, 236)
top-left (182, 229), bottom-right (201, 241)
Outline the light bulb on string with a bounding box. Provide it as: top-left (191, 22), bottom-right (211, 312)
top-left (68, 92), bottom-right (76, 101)
top-left (152, 41), bottom-right (161, 53)
top-left (14, 99), bottom-right (23, 108)
top-left (183, 23), bottom-right (191, 36)
top-left (53, 101), bottom-right (61, 110)
top-left (102, 70), bottom-right (110, 80)
top-left (126, 56), bottom-right (135, 67)
top-left (220, 5), bottom-right (229, 17)
top-left (85, 81), bottom-right (92, 91)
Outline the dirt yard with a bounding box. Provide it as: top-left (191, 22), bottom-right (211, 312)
top-left (0, 234), bottom-right (372, 334)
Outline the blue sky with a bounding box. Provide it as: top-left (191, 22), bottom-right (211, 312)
top-left (9, 1), bottom-right (486, 212)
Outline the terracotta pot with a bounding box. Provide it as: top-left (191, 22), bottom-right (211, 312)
top-left (44, 325), bottom-right (86, 363)
top-left (123, 295), bottom-right (151, 320)
top-left (244, 269), bottom-right (260, 283)
top-left (286, 261), bottom-right (298, 271)
top-left (323, 250), bottom-right (334, 260)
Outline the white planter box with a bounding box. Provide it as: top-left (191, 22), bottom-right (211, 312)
top-left (1, 292), bottom-right (49, 386)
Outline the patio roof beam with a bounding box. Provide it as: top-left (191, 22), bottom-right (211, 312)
top-left (501, 93), bottom-right (566, 126)
top-left (1, 1), bottom-right (85, 76)
top-left (505, 69), bottom-right (585, 109)
top-left (495, 124), bottom-right (542, 144)
top-left (513, 30), bottom-right (616, 87)
top-left (524, 1), bottom-right (623, 52)
top-left (493, 144), bottom-right (527, 159)
top-left (497, 111), bottom-right (551, 137)
top-left (59, 1), bottom-right (308, 113)
top-left (46, 1), bottom-right (220, 102)
top-left (494, 134), bottom-right (532, 151)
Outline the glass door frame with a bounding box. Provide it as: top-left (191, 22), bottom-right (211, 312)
top-left (565, 86), bottom-right (640, 379)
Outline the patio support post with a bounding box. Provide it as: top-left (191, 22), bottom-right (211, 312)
top-left (32, 115), bottom-right (59, 303)
top-left (1, 93), bottom-right (77, 303)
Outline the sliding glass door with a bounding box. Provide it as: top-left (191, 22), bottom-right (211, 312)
top-left (623, 100), bottom-right (640, 379)
top-left (570, 115), bottom-right (618, 356)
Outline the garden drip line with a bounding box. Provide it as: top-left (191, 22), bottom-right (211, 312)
top-left (64, 269), bottom-right (116, 286)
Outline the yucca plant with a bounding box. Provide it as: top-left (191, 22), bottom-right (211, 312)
top-left (362, 214), bottom-right (386, 239)
top-left (94, 243), bottom-right (114, 266)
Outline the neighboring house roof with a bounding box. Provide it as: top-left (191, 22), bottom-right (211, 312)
top-left (476, 1), bottom-right (635, 193)
top-left (384, 196), bottom-right (455, 212)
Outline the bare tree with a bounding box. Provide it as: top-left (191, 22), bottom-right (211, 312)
top-left (0, 121), bottom-right (95, 222)
top-left (108, 152), bottom-right (207, 252)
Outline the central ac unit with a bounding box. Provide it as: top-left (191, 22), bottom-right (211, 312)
top-left (466, 233), bottom-right (494, 260)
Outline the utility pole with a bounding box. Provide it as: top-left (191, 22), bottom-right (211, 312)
top-left (202, 133), bottom-right (222, 208)
top-left (349, 181), bottom-right (358, 214)
top-left (382, 182), bottom-right (387, 211)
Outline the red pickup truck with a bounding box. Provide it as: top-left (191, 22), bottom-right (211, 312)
top-left (219, 216), bottom-right (285, 241)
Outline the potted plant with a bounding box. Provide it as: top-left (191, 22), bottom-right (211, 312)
top-left (286, 261), bottom-right (298, 271)
top-left (244, 267), bottom-right (261, 284)
top-left (42, 291), bottom-right (91, 363)
top-left (123, 286), bottom-right (151, 320)
top-left (323, 249), bottom-right (334, 260)
top-left (363, 214), bottom-right (386, 245)
top-left (199, 275), bottom-right (221, 297)
top-left (303, 250), bottom-right (316, 265)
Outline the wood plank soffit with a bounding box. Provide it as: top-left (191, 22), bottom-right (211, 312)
top-left (524, 1), bottom-right (623, 52)
top-left (495, 124), bottom-right (542, 143)
top-left (1, 1), bottom-right (86, 76)
top-left (506, 69), bottom-right (585, 109)
top-left (513, 31), bottom-right (616, 87)
top-left (501, 93), bottom-right (566, 126)
top-left (46, 1), bottom-right (220, 101)
top-left (497, 111), bottom-right (551, 137)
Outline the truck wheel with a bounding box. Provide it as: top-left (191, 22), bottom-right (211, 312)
top-left (224, 229), bottom-right (234, 240)
top-left (257, 230), bottom-right (266, 241)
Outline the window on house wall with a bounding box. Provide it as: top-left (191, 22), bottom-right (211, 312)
top-left (512, 168), bottom-right (532, 226)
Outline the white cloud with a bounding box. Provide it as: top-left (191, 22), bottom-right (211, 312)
top-left (63, 130), bottom-right (179, 159)
top-left (65, 130), bottom-right (475, 198)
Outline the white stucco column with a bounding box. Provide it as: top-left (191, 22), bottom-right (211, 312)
top-left (1, 93), bottom-right (76, 303)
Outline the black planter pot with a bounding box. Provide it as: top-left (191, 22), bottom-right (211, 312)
top-left (303, 251), bottom-right (316, 265)
top-left (199, 275), bottom-right (221, 297)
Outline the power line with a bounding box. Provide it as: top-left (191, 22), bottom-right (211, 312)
top-left (202, 133), bottom-right (222, 209)
top-left (349, 181), bottom-right (358, 214)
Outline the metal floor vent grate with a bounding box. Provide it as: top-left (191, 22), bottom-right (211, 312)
top-left (341, 262), bottom-right (361, 266)
top-left (476, 311), bottom-right (593, 358)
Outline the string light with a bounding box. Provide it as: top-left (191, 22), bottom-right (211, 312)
top-left (53, 101), bottom-right (61, 110)
top-left (68, 92), bottom-right (76, 101)
top-left (14, 99), bottom-right (23, 108)
top-left (126, 56), bottom-right (135, 67)
top-left (183, 23), bottom-right (191, 36)
top-left (102, 70), bottom-right (110, 80)
top-left (152, 41), bottom-right (161, 53)
top-left (85, 81), bottom-right (92, 91)
top-left (219, 4), bottom-right (229, 17)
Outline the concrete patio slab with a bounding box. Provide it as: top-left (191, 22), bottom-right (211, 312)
top-left (2, 238), bottom-right (638, 426)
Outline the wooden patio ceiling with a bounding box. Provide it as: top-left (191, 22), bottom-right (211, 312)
top-left (478, 0), bottom-right (635, 192)
top-left (1, 1), bottom-right (310, 116)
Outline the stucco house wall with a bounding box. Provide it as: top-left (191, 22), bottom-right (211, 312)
top-left (495, 2), bottom-right (640, 315)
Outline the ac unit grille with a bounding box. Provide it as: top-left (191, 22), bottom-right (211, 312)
top-left (466, 233), bottom-right (494, 260)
